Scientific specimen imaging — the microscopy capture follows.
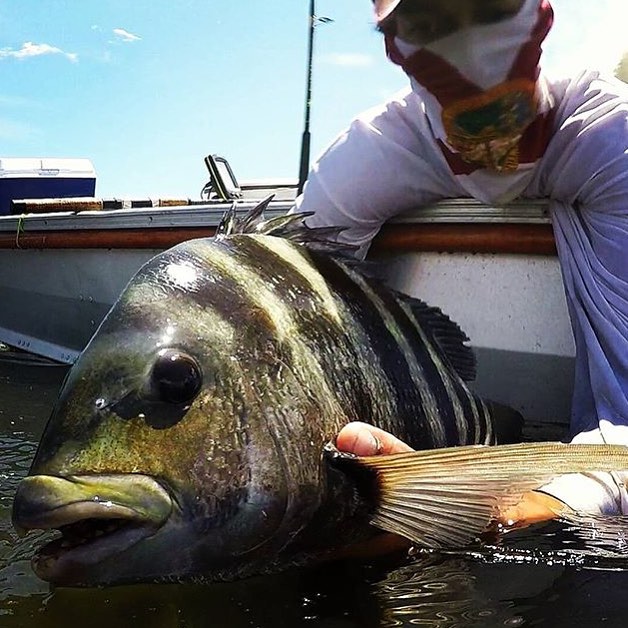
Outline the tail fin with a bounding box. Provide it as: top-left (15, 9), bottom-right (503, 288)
top-left (352, 442), bottom-right (628, 548)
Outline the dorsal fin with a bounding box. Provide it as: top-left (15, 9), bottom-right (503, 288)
top-left (398, 294), bottom-right (476, 381)
top-left (216, 197), bottom-right (477, 381)
top-left (215, 195), bottom-right (358, 255)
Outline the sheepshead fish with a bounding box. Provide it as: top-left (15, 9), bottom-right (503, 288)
top-left (12, 197), bottom-right (628, 586)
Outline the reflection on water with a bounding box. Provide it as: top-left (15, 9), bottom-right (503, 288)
top-left (0, 358), bottom-right (66, 620)
top-left (2, 357), bottom-right (628, 627)
top-left (376, 556), bottom-right (523, 627)
top-left (376, 552), bottom-right (628, 627)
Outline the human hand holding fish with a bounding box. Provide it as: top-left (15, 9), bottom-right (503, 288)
top-left (335, 421), bottom-right (628, 546)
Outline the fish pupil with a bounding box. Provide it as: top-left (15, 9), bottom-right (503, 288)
top-left (151, 350), bottom-right (202, 405)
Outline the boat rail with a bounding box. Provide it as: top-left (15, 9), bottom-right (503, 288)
top-left (0, 197), bottom-right (555, 255)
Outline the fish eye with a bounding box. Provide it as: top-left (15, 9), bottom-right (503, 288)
top-left (149, 349), bottom-right (202, 405)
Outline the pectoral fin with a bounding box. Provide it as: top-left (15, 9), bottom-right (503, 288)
top-left (352, 442), bottom-right (628, 548)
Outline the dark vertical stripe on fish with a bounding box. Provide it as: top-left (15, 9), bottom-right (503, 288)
top-left (303, 252), bottom-right (440, 447)
top-left (359, 277), bottom-right (468, 447)
top-left (222, 235), bottom-right (382, 424)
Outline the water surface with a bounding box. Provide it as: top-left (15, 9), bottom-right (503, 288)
top-left (2, 356), bottom-right (628, 627)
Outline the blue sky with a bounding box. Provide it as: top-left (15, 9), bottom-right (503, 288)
top-left (0, 0), bottom-right (626, 198)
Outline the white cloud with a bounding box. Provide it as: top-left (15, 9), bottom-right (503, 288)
top-left (112, 28), bottom-right (141, 43)
top-left (320, 53), bottom-right (373, 67)
top-left (0, 42), bottom-right (77, 63)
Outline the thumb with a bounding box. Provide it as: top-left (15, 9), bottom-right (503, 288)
top-left (336, 422), bottom-right (414, 456)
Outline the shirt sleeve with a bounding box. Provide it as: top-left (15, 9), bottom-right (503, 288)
top-left (539, 72), bottom-right (628, 513)
top-left (295, 89), bottom-right (461, 255)
top-left (542, 71), bottom-right (628, 437)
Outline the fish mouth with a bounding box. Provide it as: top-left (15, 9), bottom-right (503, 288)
top-left (12, 474), bottom-right (173, 584)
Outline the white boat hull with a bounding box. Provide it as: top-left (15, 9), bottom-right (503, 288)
top-left (384, 252), bottom-right (573, 424)
top-left (0, 248), bottom-right (157, 362)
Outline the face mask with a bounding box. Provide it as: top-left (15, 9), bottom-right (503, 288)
top-left (386, 0), bottom-right (555, 175)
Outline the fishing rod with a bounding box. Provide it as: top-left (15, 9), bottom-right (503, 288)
top-left (297, 0), bottom-right (332, 196)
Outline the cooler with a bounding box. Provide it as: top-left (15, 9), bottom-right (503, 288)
top-left (0, 158), bottom-right (96, 215)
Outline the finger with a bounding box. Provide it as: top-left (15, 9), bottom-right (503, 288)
top-left (336, 422), bottom-right (414, 456)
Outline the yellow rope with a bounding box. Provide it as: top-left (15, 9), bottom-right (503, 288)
top-left (15, 214), bottom-right (25, 249)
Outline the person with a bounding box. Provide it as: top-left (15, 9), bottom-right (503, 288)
top-left (295, 0), bottom-right (628, 519)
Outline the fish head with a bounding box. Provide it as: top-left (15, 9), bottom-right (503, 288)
top-left (13, 236), bottom-right (338, 585)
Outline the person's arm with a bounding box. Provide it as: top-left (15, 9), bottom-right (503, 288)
top-left (294, 90), bottom-right (456, 256)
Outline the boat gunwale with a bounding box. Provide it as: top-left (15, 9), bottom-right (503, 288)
top-left (0, 197), bottom-right (556, 255)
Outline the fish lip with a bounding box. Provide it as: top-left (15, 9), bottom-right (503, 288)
top-left (32, 519), bottom-right (157, 584)
top-left (12, 473), bottom-right (173, 584)
top-left (15, 499), bottom-right (157, 532)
